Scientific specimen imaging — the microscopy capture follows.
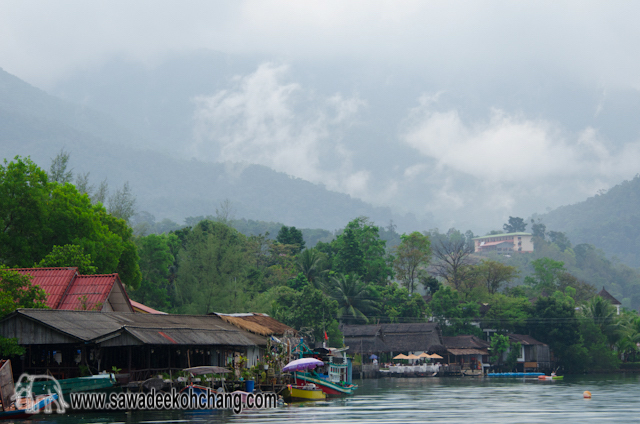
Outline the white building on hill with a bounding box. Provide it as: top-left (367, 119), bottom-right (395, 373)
top-left (473, 232), bottom-right (534, 253)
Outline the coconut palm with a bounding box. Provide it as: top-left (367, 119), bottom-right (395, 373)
top-left (582, 295), bottom-right (620, 347)
top-left (327, 273), bottom-right (378, 324)
top-left (297, 248), bottom-right (323, 289)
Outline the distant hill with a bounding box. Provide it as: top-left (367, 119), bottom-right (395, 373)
top-left (0, 67), bottom-right (425, 232)
top-left (533, 175), bottom-right (640, 268)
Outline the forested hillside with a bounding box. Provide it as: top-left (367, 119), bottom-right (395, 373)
top-left (533, 175), bottom-right (640, 268)
top-left (0, 67), bottom-right (425, 232)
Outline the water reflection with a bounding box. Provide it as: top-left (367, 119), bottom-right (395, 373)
top-left (26, 374), bottom-right (640, 423)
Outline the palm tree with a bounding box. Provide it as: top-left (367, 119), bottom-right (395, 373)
top-left (297, 248), bottom-right (322, 288)
top-left (327, 274), bottom-right (378, 324)
top-left (582, 295), bottom-right (620, 347)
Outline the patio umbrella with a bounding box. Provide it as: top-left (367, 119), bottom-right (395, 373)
top-left (393, 354), bottom-right (408, 360)
top-left (418, 352), bottom-right (430, 358)
top-left (429, 353), bottom-right (443, 359)
top-left (406, 354), bottom-right (420, 360)
top-left (282, 357), bottom-right (324, 372)
top-left (369, 354), bottom-right (378, 359)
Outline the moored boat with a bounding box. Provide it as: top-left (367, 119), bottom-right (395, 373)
top-left (282, 384), bottom-right (326, 402)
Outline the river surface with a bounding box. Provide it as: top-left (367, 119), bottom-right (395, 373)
top-left (25, 374), bottom-right (640, 423)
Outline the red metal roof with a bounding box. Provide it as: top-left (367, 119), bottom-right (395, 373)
top-left (57, 274), bottom-right (119, 311)
top-left (12, 267), bottom-right (78, 308)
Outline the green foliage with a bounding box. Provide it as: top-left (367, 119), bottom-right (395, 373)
top-left (36, 244), bottom-right (97, 274)
top-left (0, 267), bottom-right (48, 317)
top-left (393, 232), bottom-right (431, 293)
top-left (534, 174), bottom-right (640, 268)
top-left (489, 334), bottom-right (510, 364)
top-left (474, 260), bottom-right (519, 294)
top-left (326, 274), bottom-right (378, 324)
top-left (0, 268), bottom-right (47, 356)
top-left (174, 220), bottom-right (248, 314)
top-left (130, 234), bottom-right (176, 310)
top-left (430, 286), bottom-right (481, 336)
top-left (0, 156), bottom-right (142, 288)
top-left (503, 216), bottom-right (527, 233)
top-left (528, 292), bottom-right (582, 370)
top-left (482, 294), bottom-right (531, 333)
top-left (276, 226), bottom-right (305, 254)
top-left (332, 217), bottom-right (392, 286)
top-left (271, 285), bottom-right (341, 346)
top-left (378, 283), bottom-right (428, 323)
top-left (504, 342), bottom-right (522, 371)
top-left (524, 258), bottom-right (566, 295)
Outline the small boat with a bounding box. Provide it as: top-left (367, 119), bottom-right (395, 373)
top-left (0, 393), bottom-right (59, 420)
top-left (537, 374), bottom-right (563, 380)
top-left (18, 373), bottom-right (120, 398)
top-left (282, 384), bottom-right (326, 402)
top-left (0, 360), bottom-right (60, 420)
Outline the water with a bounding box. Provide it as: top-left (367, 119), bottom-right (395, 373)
top-left (25, 374), bottom-right (640, 423)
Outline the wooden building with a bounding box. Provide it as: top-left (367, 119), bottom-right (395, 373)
top-left (0, 309), bottom-right (267, 382)
top-left (507, 334), bottom-right (552, 371)
top-left (342, 323), bottom-right (444, 360)
top-left (441, 335), bottom-right (490, 372)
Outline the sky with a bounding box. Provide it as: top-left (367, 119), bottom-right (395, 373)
top-left (2, 1), bottom-right (640, 232)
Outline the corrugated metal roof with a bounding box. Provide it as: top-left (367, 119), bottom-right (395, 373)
top-left (3, 309), bottom-right (267, 347)
top-left (9, 309), bottom-right (123, 341)
top-left (12, 267), bottom-right (78, 308)
top-left (57, 274), bottom-right (118, 310)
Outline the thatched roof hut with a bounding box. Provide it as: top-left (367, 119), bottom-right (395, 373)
top-left (342, 322), bottom-right (443, 355)
top-left (214, 313), bottom-right (297, 337)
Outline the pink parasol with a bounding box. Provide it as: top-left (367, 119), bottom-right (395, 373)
top-left (282, 358), bottom-right (324, 372)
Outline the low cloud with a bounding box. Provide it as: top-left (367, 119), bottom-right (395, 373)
top-left (399, 95), bottom-right (640, 229)
top-left (192, 63), bottom-right (367, 195)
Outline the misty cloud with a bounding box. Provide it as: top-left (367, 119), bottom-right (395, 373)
top-left (399, 94), bottom-right (640, 225)
top-left (191, 63), bottom-right (368, 196)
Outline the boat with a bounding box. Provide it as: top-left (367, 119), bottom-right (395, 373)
top-left (18, 373), bottom-right (120, 398)
top-left (0, 393), bottom-right (59, 420)
top-left (289, 341), bottom-right (358, 397)
top-left (0, 360), bottom-right (60, 420)
top-left (537, 374), bottom-right (563, 380)
top-left (281, 383), bottom-right (326, 402)
top-left (487, 372), bottom-right (544, 377)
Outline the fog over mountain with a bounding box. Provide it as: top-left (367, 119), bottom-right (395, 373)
top-left (2, 2), bottom-right (640, 234)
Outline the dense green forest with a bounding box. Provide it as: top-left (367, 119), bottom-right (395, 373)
top-left (533, 174), bottom-right (640, 268)
top-left (3, 155), bottom-right (640, 373)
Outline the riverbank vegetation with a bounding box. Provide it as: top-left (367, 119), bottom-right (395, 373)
top-left (2, 155), bottom-right (640, 373)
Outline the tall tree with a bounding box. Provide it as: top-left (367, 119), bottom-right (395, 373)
top-left (430, 230), bottom-right (475, 290)
top-left (36, 244), bottom-right (97, 274)
top-left (108, 181), bottom-right (136, 223)
top-left (175, 221), bottom-right (247, 314)
top-left (48, 149), bottom-right (73, 184)
top-left (524, 258), bottom-right (565, 295)
top-left (276, 225), bottom-right (306, 254)
top-left (474, 260), bottom-right (519, 294)
top-left (503, 216), bottom-right (527, 233)
top-left (0, 268), bottom-right (48, 356)
top-left (327, 273), bottom-right (378, 324)
top-left (393, 232), bottom-right (432, 293)
top-left (131, 234), bottom-right (175, 310)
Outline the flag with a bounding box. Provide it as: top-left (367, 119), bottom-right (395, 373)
top-left (324, 330), bottom-right (328, 340)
